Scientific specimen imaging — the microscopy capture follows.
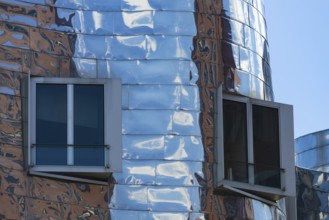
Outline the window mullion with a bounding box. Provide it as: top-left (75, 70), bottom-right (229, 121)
top-left (217, 86), bottom-right (225, 181)
top-left (30, 79), bottom-right (36, 166)
top-left (247, 100), bottom-right (254, 185)
top-left (67, 84), bottom-right (74, 165)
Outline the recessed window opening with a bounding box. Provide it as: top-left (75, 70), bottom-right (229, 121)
top-left (215, 87), bottom-right (295, 201)
top-left (222, 97), bottom-right (282, 189)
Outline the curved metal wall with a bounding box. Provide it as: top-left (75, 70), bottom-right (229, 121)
top-left (0, 0), bottom-right (279, 219)
top-left (296, 130), bottom-right (329, 219)
top-left (221, 0), bottom-right (273, 100)
top-left (296, 129), bottom-right (329, 172)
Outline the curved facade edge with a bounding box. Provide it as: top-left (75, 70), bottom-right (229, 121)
top-left (221, 0), bottom-right (274, 101)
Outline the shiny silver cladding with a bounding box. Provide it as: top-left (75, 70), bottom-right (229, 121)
top-left (61, 0), bottom-right (202, 217)
top-left (296, 129), bottom-right (329, 172)
top-left (0, 0), bottom-right (280, 219)
top-left (222, 0), bottom-right (272, 100)
top-left (0, 0), bottom-right (203, 218)
top-left (102, 3), bottom-right (203, 218)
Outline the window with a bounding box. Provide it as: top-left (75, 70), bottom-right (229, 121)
top-left (215, 89), bottom-right (295, 200)
top-left (25, 77), bottom-right (122, 181)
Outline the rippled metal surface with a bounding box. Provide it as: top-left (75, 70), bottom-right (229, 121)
top-left (0, 0), bottom-right (279, 219)
top-left (295, 130), bottom-right (329, 219)
top-left (296, 166), bottom-right (329, 219)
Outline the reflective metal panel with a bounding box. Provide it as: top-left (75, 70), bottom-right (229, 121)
top-left (221, 0), bottom-right (273, 100)
top-left (296, 129), bottom-right (329, 170)
top-left (99, 60), bottom-right (198, 84)
top-left (297, 167), bottom-right (329, 218)
top-left (222, 0), bottom-right (249, 24)
top-left (253, 200), bottom-right (274, 220)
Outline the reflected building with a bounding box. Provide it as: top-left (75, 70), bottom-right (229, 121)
top-left (0, 0), bottom-right (296, 219)
top-left (296, 129), bottom-right (329, 219)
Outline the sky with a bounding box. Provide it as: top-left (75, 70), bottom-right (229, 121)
top-left (265, 0), bottom-right (329, 138)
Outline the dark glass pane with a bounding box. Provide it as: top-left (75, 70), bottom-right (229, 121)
top-left (223, 100), bottom-right (248, 183)
top-left (253, 105), bottom-right (280, 188)
top-left (74, 85), bottom-right (104, 166)
top-left (36, 84), bottom-right (67, 165)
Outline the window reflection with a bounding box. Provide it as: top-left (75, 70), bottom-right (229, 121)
top-left (223, 99), bottom-right (248, 183)
top-left (253, 105), bottom-right (280, 188)
top-left (36, 84), bottom-right (67, 165)
top-left (223, 99), bottom-right (281, 189)
top-left (74, 85), bottom-right (104, 166)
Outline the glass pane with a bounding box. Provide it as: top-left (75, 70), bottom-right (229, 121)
top-left (253, 105), bottom-right (280, 188)
top-left (74, 85), bottom-right (104, 166)
top-left (223, 99), bottom-right (248, 183)
top-left (36, 84), bottom-right (67, 165)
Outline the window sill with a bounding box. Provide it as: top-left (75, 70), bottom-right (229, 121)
top-left (28, 170), bottom-right (109, 185)
top-left (215, 179), bottom-right (287, 202)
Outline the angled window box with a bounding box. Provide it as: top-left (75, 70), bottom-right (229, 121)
top-left (23, 77), bottom-right (122, 183)
top-left (215, 88), bottom-right (295, 201)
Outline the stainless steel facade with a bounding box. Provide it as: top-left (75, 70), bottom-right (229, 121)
top-left (222, 0), bottom-right (273, 100)
top-left (0, 0), bottom-right (285, 219)
top-left (296, 130), bottom-right (329, 219)
top-left (296, 129), bottom-right (329, 172)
